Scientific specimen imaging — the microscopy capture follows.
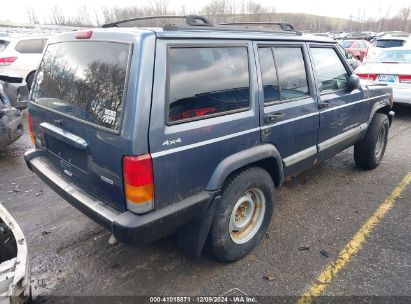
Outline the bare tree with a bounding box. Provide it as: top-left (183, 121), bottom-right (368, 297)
top-left (27, 7), bottom-right (39, 25)
top-left (50, 6), bottom-right (66, 25)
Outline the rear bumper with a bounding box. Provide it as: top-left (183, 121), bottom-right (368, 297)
top-left (24, 149), bottom-right (215, 245)
top-left (392, 88), bottom-right (411, 105)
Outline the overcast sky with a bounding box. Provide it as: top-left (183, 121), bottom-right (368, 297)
top-left (1, 0), bottom-right (410, 24)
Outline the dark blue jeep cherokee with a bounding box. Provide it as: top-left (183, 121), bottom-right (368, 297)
top-left (24, 16), bottom-right (394, 261)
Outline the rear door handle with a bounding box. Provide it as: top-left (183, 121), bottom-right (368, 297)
top-left (265, 112), bottom-right (285, 124)
top-left (319, 101), bottom-right (331, 109)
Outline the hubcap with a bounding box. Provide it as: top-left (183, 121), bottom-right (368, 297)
top-left (229, 188), bottom-right (266, 244)
top-left (375, 126), bottom-right (386, 160)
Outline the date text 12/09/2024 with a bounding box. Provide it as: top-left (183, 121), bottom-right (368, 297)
top-left (149, 296), bottom-right (258, 303)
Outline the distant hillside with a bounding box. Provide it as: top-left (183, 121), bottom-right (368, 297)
top-left (206, 12), bottom-right (408, 32)
top-left (1, 11), bottom-right (409, 33)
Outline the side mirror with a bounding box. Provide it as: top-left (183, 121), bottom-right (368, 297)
top-left (346, 52), bottom-right (353, 59)
top-left (347, 74), bottom-right (360, 91)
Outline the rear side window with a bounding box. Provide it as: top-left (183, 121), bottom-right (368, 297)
top-left (258, 47), bottom-right (280, 103)
top-left (310, 47), bottom-right (349, 93)
top-left (376, 39), bottom-right (405, 48)
top-left (168, 47), bottom-right (250, 123)
top-left (15, 39), bottom-right (43, 53)
top-left (0, 40), bottom-right (9, 52)
top-left (273, 47), bottom-right (309, 100)
top-left (259, 46), bottom-right (309, 102)
top-left (32, 41), bottom-right (130, 131)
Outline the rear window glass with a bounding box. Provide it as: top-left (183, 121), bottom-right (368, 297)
top-left (168, 47), bottom-right (250, 123)
top-left (376, 39), bottom-right (405, 48)
top-left (0, 40), bottom-right (9, 52)
top-left (375, 50), bottom-right (411, 62)
top-left (31, 41), bottom-right (130, 131)
top-left (15, 39), bottom-right (44, 53)
top-left (339, 40), bottom-right (354, 48)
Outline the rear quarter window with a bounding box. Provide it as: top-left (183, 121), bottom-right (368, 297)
top-left (31, 41), bottom-right (130, 131)
top-left (15, 39), bottom-right (44, 53)
top-left (167, 46), bottom-right (250, 124)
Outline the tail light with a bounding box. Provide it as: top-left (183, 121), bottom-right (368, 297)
top-left (27, 112), bottom-right (35, 145)
top-left (0, 56), bottom-right (17, 66)
top-left (356, 73), bottom-right (378, 81)
top-left (123, 154), bottom-right (154, 214)
top-left (399, 75), bottom-right (411, 84)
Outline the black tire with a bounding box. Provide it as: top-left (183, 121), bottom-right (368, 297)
top-left (26, 71), bottom-right (35, 91)
top-left (207, 167), bottom-right (274, 262)
top-left (354, 113), bottom-right (389, 170)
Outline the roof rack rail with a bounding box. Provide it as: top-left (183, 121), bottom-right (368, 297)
top-left (219, 22), bottom-right (297, 32)
top-left (102, 15), bottom-right (212, 28)
top-left (102, 14), bottom-right (301, 36)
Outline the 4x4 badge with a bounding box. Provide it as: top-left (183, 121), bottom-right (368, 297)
top-left (162, 138), bottom-right (182, 146)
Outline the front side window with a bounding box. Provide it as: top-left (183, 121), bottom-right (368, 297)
top-left (168, 47), bottom-right (250, 123)
top-left (310, 47), bottom-right (349, 93)
top-left (273, 47), bottom-right (309, 100)
top-left (15, 39), bottom-right (43, 53)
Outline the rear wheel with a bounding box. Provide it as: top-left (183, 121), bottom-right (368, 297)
top-left (207, 167), bottom-right (274, 262)
top-left (354, 113), bottom-right (389, 170)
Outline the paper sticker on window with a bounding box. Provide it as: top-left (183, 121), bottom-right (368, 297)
top-left (102, 108), bottom-right (116, 125)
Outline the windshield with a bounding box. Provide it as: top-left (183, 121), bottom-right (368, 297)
top-left (376, 39), bottom-right (406, 48)
top-left (374, 49), bottom-right (411, 62)
top-left (32, 41), bottom-right (130, 131)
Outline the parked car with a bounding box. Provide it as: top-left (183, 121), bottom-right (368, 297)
top-left (0, 83), bottom-right (23, 148)
top-left (0, 35), bottom-right (49, 91)
top-left (355, 48), bottom-right (411, 105)
top-left (24, 16), bottom-right (394, 262)
top-left (338, 39), bottom-right (371, 61)
top-left (0, 74), bottom-right (29, 109)
top-left (0, 204), bottom-right (31, 303)
top-left (365, 35), bottom-right (410, 61)
top-left (337, 44), bottom-right (361, 70)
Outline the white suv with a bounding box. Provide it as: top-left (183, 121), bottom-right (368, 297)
top-left (364, 34), bottom-right (410, 62)
top-left (0, 36), bottom-right (49, 90)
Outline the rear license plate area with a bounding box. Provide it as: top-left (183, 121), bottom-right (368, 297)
top-left (378, 74), bottom-right (396, 83)
top-left (43, 133), bottom-right (87, 170)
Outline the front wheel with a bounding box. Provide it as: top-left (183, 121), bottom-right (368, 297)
top-left (207, 167), bottom-right (274, 262)
top-left (354, 113), bottom-right (389, 170)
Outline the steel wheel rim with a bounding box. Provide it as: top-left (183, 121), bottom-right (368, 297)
top-left (375, 126), bottom-right (386, 160)
top-left (229, 188), bottom-right (266, 244)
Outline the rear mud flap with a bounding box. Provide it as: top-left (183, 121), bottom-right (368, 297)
top-left (177, 196), bottom-right (220, 257)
